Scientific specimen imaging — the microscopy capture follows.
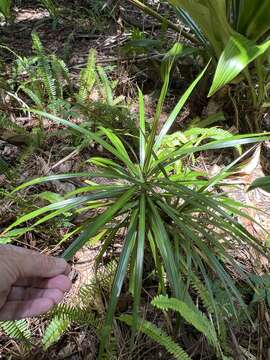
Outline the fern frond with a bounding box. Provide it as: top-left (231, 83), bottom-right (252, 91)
top-left (42, 261), bottom-right (116, 350)
top-left (119, 314), bottom-right (191, 360)
top-left (42, 317), bottom-right (70, 350)
top-left (190, 274), bottom-right (215, 315)
top-left (0, 320), bottom-right (32, 348)
top-left (50, 55), bottom-right (70, 98)
top-left (19, 85), bottom-right (43, 108)
top-left (31, 31), bottom-right (45, 55)
top-left (77, 49), bottom-right (96, 102)
top-left (97, 65), bottom-right (113, 106)
top-left (152, 295), bottom-right (218, 348)
top-left (51, 303), bottom-right (100, 326)
top-left (32, 32), bottom-right (56, 102)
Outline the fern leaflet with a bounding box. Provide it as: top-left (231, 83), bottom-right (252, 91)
top-left (152, 295), bottom-right (218, 348)
top-left (0, 320), bottom-right (32, 348)
top-left (42, 318), bottom-right (70, 350)
top-left (119, 314), bottom-right (191, 360)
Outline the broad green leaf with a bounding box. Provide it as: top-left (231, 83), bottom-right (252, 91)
top-left (237, 0), bottom-right (270, 41)
top-left (249, 176), bottom-right (270, 193)
top-left (174, 7), bottom-right (208, 47)
top-left (209, 33), bottom-right (270, 97)
top-left (0, 0), bottom-right (11, 18)
top-left (169, 0), bottom-right (232, 55)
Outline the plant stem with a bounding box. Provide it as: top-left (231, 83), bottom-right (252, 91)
top-left (127, 0), bottom-right (200, 45)
top-left (255, 57), bottom-right (265, 107)
top-left (244, 69), bottom-right (257, 108)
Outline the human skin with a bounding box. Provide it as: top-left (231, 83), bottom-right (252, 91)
top-left (0, 245), bottom-right (72, 320)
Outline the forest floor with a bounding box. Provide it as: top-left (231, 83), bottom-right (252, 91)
top-left (1, 1), bottom-right (270, 359)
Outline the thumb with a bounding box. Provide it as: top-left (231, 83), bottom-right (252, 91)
top-left (2, 245), bottom-right (69, 280)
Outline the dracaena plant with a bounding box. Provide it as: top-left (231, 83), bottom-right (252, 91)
top-left (1, 64), bottom-right (269, 358)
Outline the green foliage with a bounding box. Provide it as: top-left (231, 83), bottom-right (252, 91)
top-left (249, 176), bottom-right (270, 192)
top-left (0, 0), bottom-right (11, 19)
top-left (170, 0), bottom-right (231, 56)
top-left (152, 295), bottom-right (218, 348)
top-left (2, 64), bottom-right (270, 359)
top-left (0, 320), bottom-right (31, 348)
top-left (40, 0), bottom-right (59, 20)
top-left (42, 260), bottom-right (116, 350)
top-left (250, 274), bottom-right (270, 306)
top-left (77, 49), bottom-right (96, 103)
top-left (15, 33), bottom-right (71, 112)
top-left (168, 0), bottom-right (270, 128)
top-left (208, 33), bottom-right (270, 97)
top-left (42, 318), bottom-right (70, 350)
top-left (119, 314), bottom-right (192, 360)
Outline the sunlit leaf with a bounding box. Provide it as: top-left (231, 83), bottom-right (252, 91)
top-left (209, 33), bottom-right (270, 96)
top-left (249, 176), bottom-right (270, 193)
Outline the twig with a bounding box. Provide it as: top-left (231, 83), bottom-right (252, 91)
top-left (50, 149), bottom-right (78, 170)
top-left (71, 53), bottom-right (163, 69)
top-left (127, 0), bottom-right (199, 45)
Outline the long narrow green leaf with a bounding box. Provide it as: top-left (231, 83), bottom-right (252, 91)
top-left (154, 62), bottom-right (209, 151)
top-left (99, 127), bottom-right (136, 172)
top-left (29, 110), bottom-right (137, 172)
top-left (169, 0), bottom-right (232, 55)
top-left (99, 210), bottom-right (138, 358)
top-left (138, 87), bottom-right (146, 168)
top-left (132, 194), bottom-right (146, 331)
top-left (151, 133), bottom-right (270, 175)
top-left (148, 198), bottom-right (184, 300)
top-left (3, 195), bottom-right (99, 234)
top-left (62, 187), bottom-right (136, 260)
top-left (12, 170), bottom-right (136, 194)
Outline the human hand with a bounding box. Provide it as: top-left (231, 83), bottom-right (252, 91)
top-left (0, 245), bottom-right (72, 320)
